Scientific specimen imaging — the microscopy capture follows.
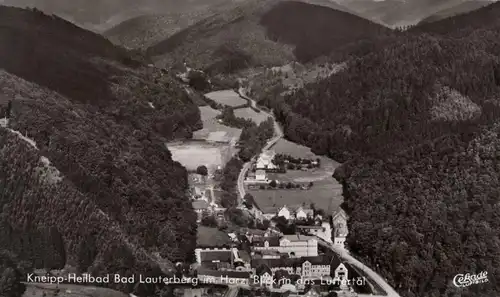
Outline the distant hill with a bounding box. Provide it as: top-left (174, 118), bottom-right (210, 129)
top-left (1, 0), bottom-right (245, 32)
top-left (0, 5), bottom-right (200, 294)
top-left (419, 0), bottom-right (492, 24)
top-left (413, 0), bottom-right (500, 34)
top-left (103, 0), bottom-right (245, 49)
top-left (146, 0), bottom-right (391, 74)
top-left (246, 2), bottom-right (500, 297)
top-left (104, 0), bottom-right (358, 50)
top-left (336, 0), bottom-right (493, 27)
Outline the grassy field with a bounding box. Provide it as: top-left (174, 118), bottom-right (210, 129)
top-left (194, 106), bottom-right (242, 142)
top-left (249, 138), bottom-right (343, 212)
top-left (168, 141), bottom-right (227, 172)
top-left (197, 226), bottom-right (232, 247)
top-left (178, 105), bottom-right (241, 173)
top-left (234, 107), bottom-right (270, 124)
top-left (204, 90), bottom-right (247, 107)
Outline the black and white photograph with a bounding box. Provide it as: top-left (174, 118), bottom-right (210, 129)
top-left (0, 1), bottom-right (498, 297)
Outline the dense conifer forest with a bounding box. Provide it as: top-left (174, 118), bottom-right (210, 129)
top-left (2, 1), bottom-right (500, 297)
top-left (146, 0), bottom-right (391, 72)
top-left (248, 3), bottom-right (500, 297)
top-left (0, 6), bottom-right (201, 293)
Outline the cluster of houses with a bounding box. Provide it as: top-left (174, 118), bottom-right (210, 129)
top-left (192, 209), bottom-right (353, 295)
top-left (193, 222), bottom-right (357, 295)
top-left (246, 150), bottom-right (321, 183)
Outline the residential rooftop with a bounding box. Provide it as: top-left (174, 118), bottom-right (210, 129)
top-left (192, 200), bottom-right (209, 210)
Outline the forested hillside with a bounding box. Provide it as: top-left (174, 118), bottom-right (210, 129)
top-left (146, 0), bottom-right (390, 74)
top-left (0, 250), bottom-right (30, 297)
top-left (0, 6), bottom-right (200, 294)
top-left (336, 0), bottom-right (490, 27)
top-left (418, 1), bottom-right (491, 24)
top-left (104, 0), bottom-right (356, 50)
top-left (249, 4), bottom-right (500, 297)
top-left (412, 0), bottom-right (500, 34)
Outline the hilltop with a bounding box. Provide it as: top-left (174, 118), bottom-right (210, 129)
top-left (336, 0), bottom-right (494, 27)
top-left (412, 0), bottom-right (500, 34)
top-left (419, 0), bottom-right (492, 24)
top-left (0, 5), bottom-right (200, 294)
top-left (1, 0), bottom-right (231, 32)
top-left (104, 0), bottom-right (244, 49)
top-left (146, 0), bottom-right (390, 74)
top-left (246, 3), bottom-right (500, 297)
top-left (105, 0), bottom-right (356, 50)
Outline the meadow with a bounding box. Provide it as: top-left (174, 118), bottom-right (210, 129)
top-left (234, 107), bottom-right (270, 124)
top-left (249, 138), bottom-right (343, 212)
top-left (204, 90), bottom-right (247, 107)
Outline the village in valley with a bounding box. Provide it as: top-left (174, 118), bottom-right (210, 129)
top-left (164, 79), bottom-right (378, 297)
top-left (183, 144), bottom-right (368, 297)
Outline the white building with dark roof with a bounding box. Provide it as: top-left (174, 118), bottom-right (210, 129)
top-left (296, 221), bottom-right (332, 243)
top-left (255, 169), bottom-right (267, 181)
top-left (262, 205), bottom-right (314, 221)
top-left (256, 150), bottom-right (277, 170)
top-left (252, 234), bottom-right (318, 257)
top-left (332, 209), bottom-right (348, 248)
top-left (251, 254), bottom-right (348, 280)
top-left (195, 248), bottom-right (240, 270)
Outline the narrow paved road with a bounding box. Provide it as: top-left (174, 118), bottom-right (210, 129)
top-left (317, 239), bottom-right (401, 297)
top-left (236, 88), bottom-right (283, 203)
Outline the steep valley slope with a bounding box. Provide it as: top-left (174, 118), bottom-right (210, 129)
top-left (336, 0), bottom-right (496, 27)
top-left (419, 0), bottom-right (493, 24)
top-left (0, 6), bottom-right (200, 294)
top-left (145, 0), bottom-right (392, 75)
top-left (244, 3), bottom-right (500, 297)
top-left (104, 0), bottom-right (358, 50)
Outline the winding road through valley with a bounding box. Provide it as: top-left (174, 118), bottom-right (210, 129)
top-left (234, 86), bottom-right (400, 297)
top-left (236, 88), bottom-right (283, 203)
top-left (317, 239), bottom-right (401, 297)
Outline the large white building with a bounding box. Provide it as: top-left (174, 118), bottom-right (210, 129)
top-left (256, 150), bottom-right (277, 170)
top-left (252, 254), bottom-right (349, 282)
top-left (296, 221), bottom-right (332, 243)
top-left (255, 169), bottom-right (267, 181)
top-left (252, 234), bottom-right (318, 257)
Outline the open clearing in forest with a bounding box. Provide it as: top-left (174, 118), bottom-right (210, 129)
top-left (167, 141), bottom-right (230, 172)
top-left (204, 90), bottom-right (246, 107)
top-left (193, 106), bottom-right (242, 143)
top-left (234, 107), bottom-right (270, 124)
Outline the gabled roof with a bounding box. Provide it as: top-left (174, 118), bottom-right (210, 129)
top-left (281, 234), bottom-right (315, 242)
top-left (332, 209), bottom-right (347, 221)
top-left (304, 286), bottom-right (321, 296)
top-left (296, 225), bottom-right (323, 230)
top-left (255, 264), bottom-right (272, 276)
top-left (200, 250), bottom-right (232, 263)
top-left (252, 236), bottom-right (281, 247)
top-left (192, 200), bottom-right (209, 210)
top-left (266, 205), bottom-right (314, 215)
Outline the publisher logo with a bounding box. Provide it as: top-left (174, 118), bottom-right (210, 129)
top-left (453, 271), bottom-right (489, 288)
